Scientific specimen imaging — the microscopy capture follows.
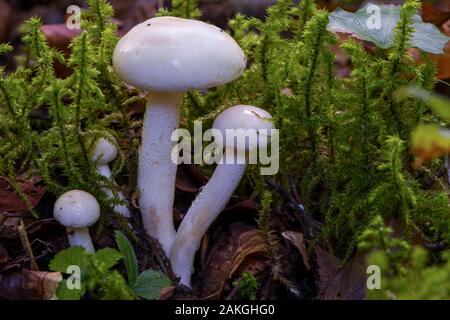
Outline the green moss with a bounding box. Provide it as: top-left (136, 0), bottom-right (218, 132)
top-left (232, 272), bottom-right (259, 300)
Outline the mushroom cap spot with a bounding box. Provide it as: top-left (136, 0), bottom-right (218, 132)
top-left (92, 137), bottom-right (118, 165)
top-left (53, 190), bottom-right (101, 228)
top-left (113, 16), bottom-right (246, 92)
top-left (213, 105), bottom-right (274, 151)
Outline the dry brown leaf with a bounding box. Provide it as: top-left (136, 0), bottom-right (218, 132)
top-left (315, 248), bottom-right (367, 300)
top-left (40, 24), bottom-right (80, 54)
top-left (22, 269), bottom-right (62, 300)
top-left (422, 1), bottom-right (450, 25)
top-left (176, 168), bottom-right (200, 193)
top-left (433, 37), bottom-right (450, 80)
top-left (0, 269), bottom-right (62, 300)
top-left (201, 223), bottom-right (267, 299)
top-left (159, 285), bottom-right (176, 300)
top-left (228, 233), bottom-right (266, 276)
top-left (0, 177), bottom-right (46, 214)
top-left (282, 231), bottom-right (310, 270)
top-left (420, 2), bottom-right (450, 80)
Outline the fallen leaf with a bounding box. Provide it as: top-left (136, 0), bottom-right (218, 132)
top-left (201, 223), bottom-right (267, 299)
top-left (22, 269), bottom-right (62, 300)
top-left (40, 24), bottom-right (80, 54)
top-left (422, 1), bottom-right (450, 25)
top-left (327, 3), bottom-right (450, 54)
top-left (0, 269), bottom-right (62, 300)
top-left (222, 199), bottom-right (261, 214)
top-left (0, 177), bottom-right (46, 214)
top-left (434, 39), bottom-right (450, 80)
top-left (159, 285), bottom-right (176, 300)
top-left (421, 1), bottom-right (450, 79)
top-left (228, 231), bottom-right (266, 276)
top-left (176, 168), bottom-right (199, 193)
top-left (314, 246), bottom-right (341, 294)
top-left (282, 231), bottom-right (310, 269)
top-left (322, 251), bottom-right (367, 300)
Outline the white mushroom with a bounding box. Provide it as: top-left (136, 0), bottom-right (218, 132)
top-left (92, 138), bottom-right (131, 218)
top-left (113, 16), bottom-right (246, 255)
top-left (170, 105), bottom-right (274, 287)
top-left (53, 190), bottom-right (101, 253)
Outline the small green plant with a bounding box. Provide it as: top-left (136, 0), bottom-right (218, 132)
top-left (232, 272), bottom-right (259, 300)
top-left (49, 246), bottom-right (135, 300)
top-left (367, 247), bottom-right (450, 300)
top-left (114, 231), bottom-right (171, 300)
top-left (358, 215), bottom-right (412, 274)
top-left (48, 231), bottom-right (171, 300)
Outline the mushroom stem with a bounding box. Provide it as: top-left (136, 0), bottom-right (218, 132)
top-left (170, 148), bottom-right (246, 287)
top-left (67, 227), bottom-right (95, 253)
top-left (139, 91), bottom-right (183, 256)
top-left (96, 164), bottom-right (131, 218)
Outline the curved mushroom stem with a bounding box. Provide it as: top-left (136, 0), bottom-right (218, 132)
top-left (67, 227), bottom-right (95, 253)
top-left (96, 165), bottom-right (131, 218)
top-left (170, 148), bottom-right (246, 287)
top-left (139, 91), bottom-right (183, 256)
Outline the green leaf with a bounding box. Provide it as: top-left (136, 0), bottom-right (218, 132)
top-left (55, 280), bottom-right (85, 300)
top-left (327, 3), bottom-right (450, 54)
top-left (94, 248), bottom-right (123, 269)
top-left (132, 270), bottom-right (171, 300)
top-left (396, 86), bottom-right (450, 121)
top-left (114, 230), bottom-right (138, 285)
top-left (49, 246), bottom-right (88, 275)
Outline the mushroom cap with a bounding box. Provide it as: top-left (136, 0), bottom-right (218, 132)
top-left (213, 105), bottom-right (274, 151)
top-left (54, 190), bottom-right (101, 228)
top-left (92, 138), bottom-right (118, 165)
top-left (113, 16), bottom-right (246, 92)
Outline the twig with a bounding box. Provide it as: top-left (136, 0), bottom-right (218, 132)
top-left (265, 179), bottom-right (306, 214)
top-left (265, 178), bottom-right (317, 239)
top-left (18, 219), bottom-right (39, 271)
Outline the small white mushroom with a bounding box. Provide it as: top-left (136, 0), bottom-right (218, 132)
top-left (92, 138), bottom-right (131, 218)
top-left (113, 16), bottom-right (246, 255)
top-left (53, 190), bottom-right (101, 253)
top-left (170, 105), bottom-right (274, 287)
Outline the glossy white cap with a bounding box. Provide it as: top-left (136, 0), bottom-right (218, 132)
top-left (92, 138), bottom-right (118, 165)
top-left (113, 16), bottom-right (246, 92)
top-left (212, 105), bottom-right (274, 151)
top-left (54, 190), bottom-right (101, 228)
